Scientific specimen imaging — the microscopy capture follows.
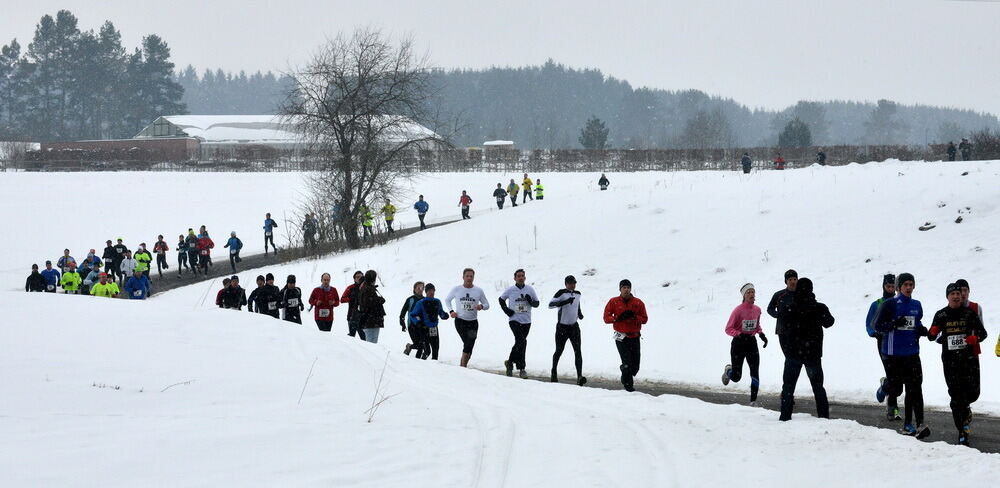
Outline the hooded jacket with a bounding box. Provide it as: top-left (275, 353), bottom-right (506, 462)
top-left (776, 278), bottom-right (835, 360)
top-left (25, 271), bottom-right (46, 292)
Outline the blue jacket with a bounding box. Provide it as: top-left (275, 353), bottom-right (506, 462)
top-left (874, 294), bottom-right (924, 356)
top-left (414, 200), bottom-right (429, 214)
top-left (263, 218), bottom-right (278, 232)
top-left (124, 275), bottom-right (151, 299)
top-left (41, 268), bottom-right (61, 287)
top-left (865, 297), bottom-right (891, 337)
top-left (225, 237), bottom-right (243, 251)
top-left (409, 297), bottom-right (448, 327)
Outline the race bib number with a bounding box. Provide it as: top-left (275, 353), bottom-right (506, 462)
top-left (318, 309), bottom-right (330, 318)
top-left (899, 316), bottom-right (916, 330)
top-left (47, 284), bottom-right (54, 291)
top-left (516, 303), bottom-right (529, 313)
top-left (947, 335), bottom-right (967, 351)
top-left (462, 301), bottom-right (474, 311)
top-left (288, 298), bottom-right (299, 307)
top-left (200, 250), bottom-right (208, 255)
top-left (230, 249), bottom-right (238, 255)
top-left (428, 327), bottom-right (439, 337)
top-left (265, 231), bottom-right (272, 236)
top-left (613, 331), bottom-right (626, 342)
top-left (268, 302), bottom-right (277, 311)
top-left (133, 290), bottom-right (142, 297)
top-left (742, 319), bottom-right (757, 333)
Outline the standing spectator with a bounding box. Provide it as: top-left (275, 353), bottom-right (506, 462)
top-left (777, 277), bottom-right (835, 421)
top-left (598, 173), bottom-right (610, 190)
top-left (381, 200), bottom-right (397, 234)
top-left (302, 213), bottom-right (318, 249)
top-left (414, 195), bottom-right (429, 230)
top-left (947, 141), bottom-right (957, 161)
top-left (153, 235), bottom-right (170, 278)
top-left (40, 260), bottom-right (60, 293)
top-left (534, 179), bottom-right (544, 200)
top-left (56, 249), bottom-right (76, 274)
top-left (263, 212), bottom-right (279, 255)
top-left (357, 269), bottom-right (386, 343)
top-left (25, 264), bottom-right (46, 292)
top-left (959, 138), bottom-right (972, 161)
top-left (521, 173), bottom-right (534, 203)
top-left (458, 190), bottom-right (473, 219)
top-left (224, 231), bottom-right (243, 273)
top-left (816, 150), bottom-right (827, 166)
top-left (308, 273), bottom-right (341, 331)
top-left (740, 153), bottom-right (752, 174)
top-left (773, 153), bottom-right (787, 170)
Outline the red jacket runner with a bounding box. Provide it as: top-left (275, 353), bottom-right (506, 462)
top-left (603, 296), bottom-right (649, 338)
top-left (309, 286), bottom-right (341, 321)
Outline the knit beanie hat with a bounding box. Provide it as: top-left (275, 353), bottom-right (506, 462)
top-left (896, 273), bottom-right (915, 287)
top-left (619, 279), bottom-right (632, 289)
top-left (740, 283), bottom-right (755, 298)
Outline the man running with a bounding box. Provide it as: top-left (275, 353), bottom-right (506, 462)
top-left (341, 271), bottom-right (366, 339)
top-left (549, 275), bottom-right (585, 385)
top-left (90, 272), bottom-right (119, 298)
top-left (500, 269), bottom-right (540, 378)
top-left (176, 234), bottom-right (190, 276)
top-left (777, 277), bottom-right (835, 421)
top-left (409, 283), bottom-right (449, 360)
top-left (119, 250), bottom-right (137, 278)
top-left (102, 240), bottom-right (117, 281)
top-left (534, 179), bottom-right (544, 200)
top-left (603, 279), bottom-right (648, 392)
top-left (280, 275), bottom-right (304, 324)
top-left (928, 283), bottom-right (988, 446)
top-left (446, 268), bottom-right (491, 367)
top-left (59, 264), bottom-right (81, 294)
top-left (153, 235), bottom-right (170, 278)
top-left (56, 249), bottom-right (76, 274)
top-left (874, 273), bottom-right (930, 438)
top-left (357, 270), bottom-right (386, 343)
top-left (381, 200), bottom-right (397, 234)
top-left (25, 264), bottom-right (46, 292)
top-left (134, 243), bottom-right (152, 279)
top-left (248, 275), bottom-right (266, 313)
top-left (124, 268), bottom-right (150, 300)
top-left (866, 274), bottom-right (901, 421)
top-left (722, 283), bottom-right (769, 405)
top-left (400, 281), bottom-right (425, 356)
top-left (185, 230), bottom-right (200, 274)
top-left (308, 273), bottom-right (340, 331)
top-left (506, 179), bottom-right (519, 207)
top-left (220, 275), bottom-right (248, 310)
top-left (955, 279), bottom-right (983, 323)
top-left (458, 191), bottom-right (473, 220)
top-left (768, 269), bottom-right (798, 354)
top-left (522, 173), bottom-right (533, 203)
top-left (260, 273), bottom-right (281, 319)
top-left (197, 232), bottom-right (215, 273)
top-left (112, 238), bottom-right (129, 282)
top-left (40, 260), bottom-right (60, 293)
top-left (263, 212), bottom-right (279, 255)
top-left (224, 231), bottom-right (243, 273)
top-left (414, 195), bottom-right (429, 230)
top-left (492, 183), bottom-right (507, 210)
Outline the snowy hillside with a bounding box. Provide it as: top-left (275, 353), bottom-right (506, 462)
top-left (147, 161), bottom-right (1000, 413)
top-left (2, 293), bottom-right (998, 486)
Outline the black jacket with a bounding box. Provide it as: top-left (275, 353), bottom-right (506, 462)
top-left (358, 283), bottom-right (386, 328)
top-left (767, 288), bottom-right (796, 335)
top-left (777, 279), bottom-right (835, 361)
top-left (25, 271), bottom-right (46, 292)
top-left (221, 286), bottom-right (248, 310)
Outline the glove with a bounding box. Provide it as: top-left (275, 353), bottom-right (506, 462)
top-left (401, 324), bottom-right (407, 332)
top-left (892, 316), bottom-right (909, 328)
top-left (618, 310), bottom-right (635, 321)
top-left (299, 304), bottom-right (305, 311)
top-left (928, 325), bottom-right (940, 338)
top-left (760, 333), bottom-right (769, 348)
top-left (966, 335), bottom-right (979, 346)
top-left (917, 325), bottom-right (928, 337)
top-left (399, 317), bottom-right (405, 328)
top-left (578, 310), bottom-right (584, 320)
top-left (504, 308), bottom-right (514, 318)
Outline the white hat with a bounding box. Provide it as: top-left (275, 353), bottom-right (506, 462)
top-left (740, 283), bottom-right (755, 297)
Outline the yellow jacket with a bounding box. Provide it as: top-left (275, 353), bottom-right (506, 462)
top-left (995, 336), bottom-right (999, 357)
top-left (382, 204), bottom-right (397, 221)
top-left (60, 271), bottom-right (81, 291)
top-left (534, 183), bottom-right (544, 197)
top-left (507, 183), bottom-right (519, 195)
top-left (90, 282), bottom-right (119, 298)
top-left (522, 177), bottom-right (533, 190)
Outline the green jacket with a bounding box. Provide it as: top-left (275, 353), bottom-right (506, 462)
top-left (135, 250), bottom-right (152, 272)
top-left (60, 271), bottom-right (82, 291)
top-left (535, 184), bottom-right (544, 198)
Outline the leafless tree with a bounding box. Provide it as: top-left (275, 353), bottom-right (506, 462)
top-left (281, 27), bottom-right (441, 249)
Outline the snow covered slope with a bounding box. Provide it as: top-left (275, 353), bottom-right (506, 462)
top-left (2, 292), bottom-right (998, 487)
top-left (149, 161), bottom-right (1000, 413)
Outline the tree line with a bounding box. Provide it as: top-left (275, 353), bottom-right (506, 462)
top-left (0, 10), bottom-right (186, 142)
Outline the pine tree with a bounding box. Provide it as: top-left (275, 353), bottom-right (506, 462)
top-left (865, 99), bottom-right (908, 144)
top-left (578, 115), bottom-right (610, 149)
top-left (777, 117), bottom-right (812, 147)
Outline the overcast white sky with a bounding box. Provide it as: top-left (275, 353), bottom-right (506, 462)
top-left (2, 0), bottom-right (998, 115)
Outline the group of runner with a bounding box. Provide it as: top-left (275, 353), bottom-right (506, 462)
top-left (720, 269), bottom-right (997, 447)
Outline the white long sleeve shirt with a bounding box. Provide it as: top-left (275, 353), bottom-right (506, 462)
top-left (446, 285), bottom-right (490, 321)
top-left (500, 284), bottom-right (539, 324)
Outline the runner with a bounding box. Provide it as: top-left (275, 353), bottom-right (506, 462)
top-left (777, 277), bottom-right (835, 421)
top-left (185, 229), bottom-right (200, 274)
top-left (928, 282), bottom-right (988, 446)
top-left (59, 264), bottom-right (81, 294)
top-left (25, 264), bottom-right (45, 292)
top-left (112, 238), bottom-right (129, 282)
top-left (134, 243), bottom-right (152, 279)
top-left (308, 273), bottom-right (341, 332)
top-left (119, 250), bottom-right (137, 278)
top-left (722, 283), bottom-right (769, 405)
top-left (549, 275), bottom-right (586, 385)
top-left (280, 275), bottom-right (304, 324)
top-left (955, 279), bottom-right (983, 322)
top-left (56, 249), bottom-right (76, 274)
top-left (458, 191), bottom-right (473, 220)
top-left (357, 270), bottom-right (386, 343)
top-left (499, 269), bottom-right (540, 378)
top-left (767, 269), bottom-right (798, 354)
top-left (381, 200), bottom-right (397, 234)
top-left (153, 235), bottom-right (170, 278)
top-left (446, 268), bottom-right (491, 367)
top-left (40, 260), bottom-right (60, 293)
top-left (522, 173), bottom-right (533, 203)
top-left (534, 179), bottom-right (544, 200)
top-left (874, 273), bottom-right (930, 438)
top-left (224, 231), bottom-right (243, 273)
top-left (260, 273), bottom-right (281, 319)
top-left (400, 281), bottom-right (425, 356)
top-left (409, 283), bottom-right (449, 360)
top-left (220, 275), bottom-right (248, 310)
top-left (414, 195), bottom-right (429, 230)
top-left (123, 268), bottom-right (150, 300)
top-left (866, 274), bottom-right (901, 420)
top-left (506, 179), bottom-right (519, 207)
top-left (89, 272), bottom-right (119, 298)
top-left (176, 234), bottom-right (190, 276)
top-left (340, 271), bottom-right (366, 339)
top-left (247, 275), bottom-right (266, 313)
top-left (492, 183), bottom-right (507, 210)
top-left (263, 212), bottom-right (279, 255)
top-left (361, 206), bottom-right (374, 241)
top-left (603, 279), bottom-right (648, 392)
top-left (101, 240), bottom-right (117, 281)
top-left (196, 232), bottom-right (215, 273)
top-left (216, 278), bottom-right (231, 307)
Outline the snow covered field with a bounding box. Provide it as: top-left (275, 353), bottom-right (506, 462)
top-left (4, 161), bottom-right (1000, 485)
top-left (3, 293), bottom-right (998, 487)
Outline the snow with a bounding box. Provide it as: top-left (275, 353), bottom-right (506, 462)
top-left (483, 140), bottom-right (514, 146)
top-left (140, 115), bottom-right (440, 144)
top-left (5, 160), bottom-right (1000, 484)
top-left (2, 292), bottom-right (998, 486)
